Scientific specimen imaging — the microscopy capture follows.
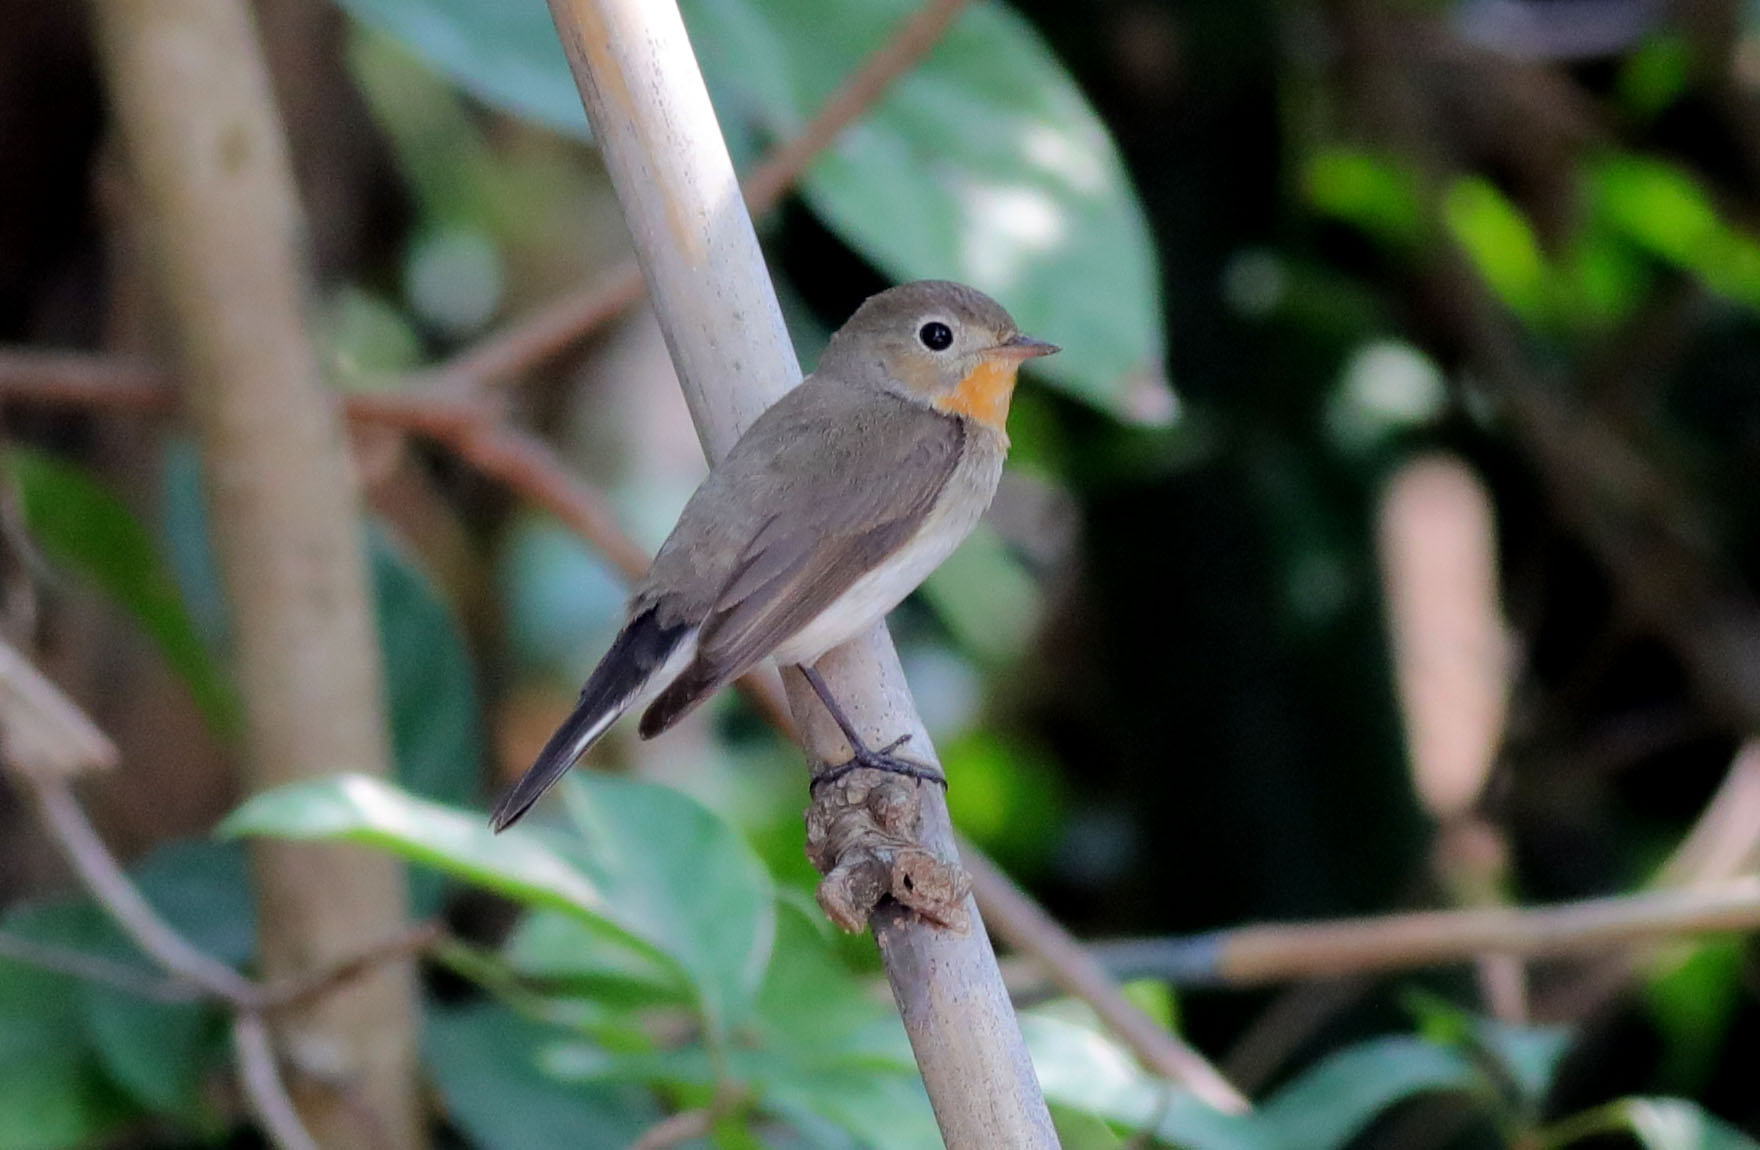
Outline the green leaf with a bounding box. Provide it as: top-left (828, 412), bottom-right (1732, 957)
top-left (221, 772), bottom-right (775, 1036)
top-left (1023, 1013), bottom-right (1249, 1149)
top-left (370, 523), bottom-right (486, 913)
top-left (547, 906), bottom-right (936, 1149)
top-left (921, 522), bottom-right (1042, 666)
top-left (503, 909), bottom-right (691, 1008)
top-left (75, 842), bottom-right (251, 1124)
top-left (79, 994), bottom-right (223, 1128)
top-left (1252, 1037), bottom-right (1486, 1149)
top-left (1647, 941), bottom-right (1743, 1093)
top-left (700, 0), bottom-right (1164, 414)
top-left (7, 448), bottom-right (239, 738)
top-left (1303, 147), bottom-right (1422, 250)
top-left (1030, 1019), bottom-right (1505, 1150)
top-left (1619, 1099), bottom-right (1760, 1150)
top-left (0, 843), bottom-right (252, 1135)
top-left (557, 773), bottom-right (776, 1039)
top-left (0, 905), bottom-right (141, 1150)
top-left (426, 1004), bottom-right (661, 1150)
top-left (1444, 178), bottom-right (1547, 321)
top-left (324, 0), bottom-right (1166, 416)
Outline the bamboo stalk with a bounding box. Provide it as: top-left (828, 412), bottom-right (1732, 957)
top-left (537, 0), bottom-right (1057, 1143)
top-left (86, 2), bottom-right (421, 1146)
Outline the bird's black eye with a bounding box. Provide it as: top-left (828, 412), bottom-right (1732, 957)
top-left (918, 321), bottom-right (954, 351)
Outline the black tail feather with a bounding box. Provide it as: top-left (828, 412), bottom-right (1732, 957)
top-left (490, 608), bottom-right (689, 831)
top-left (637, 664), bottom-right (721, 740)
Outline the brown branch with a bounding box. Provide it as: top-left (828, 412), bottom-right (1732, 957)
top-left (0, 349), bottom-right (171, 412)
top-left (738, 0), bottom-right (971, 215)
top-left (630, 1108), bottom-right (717, 1150)
top-left (257, 922), bottom-right (446, 1012)
top-left (960, 843), bottom-right (1250, 1113)
top-left (90, 0), bottom-right (421, 1139)
top-left (31, 779), bottom-right (262, 1000)
top-left (235, 1013), bottom-right (322, 1150)
top-left (0, 928), bottom-right (201, 1003)
top-left (1089, 880), bottom-right (1760, 986)
top-left (417, 0), bottom-right (969, 391)
top-left (412, 265), bottom-right (646, 391)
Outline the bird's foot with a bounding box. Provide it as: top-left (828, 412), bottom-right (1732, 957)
top-left (811, 733), bottom-right (947, 795)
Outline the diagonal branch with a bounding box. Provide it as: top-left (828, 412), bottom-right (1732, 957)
top-left (418, 0), bottom-right (970, 391)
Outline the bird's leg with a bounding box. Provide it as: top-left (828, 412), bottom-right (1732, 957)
top-left (799, 664), bottom-right (947, 793)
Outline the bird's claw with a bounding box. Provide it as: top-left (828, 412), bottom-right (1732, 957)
top-left (811, 733), bottom-right (946, 794)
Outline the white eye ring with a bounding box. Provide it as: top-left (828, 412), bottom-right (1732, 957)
top-left (918, 321), bottom-right (954, 352)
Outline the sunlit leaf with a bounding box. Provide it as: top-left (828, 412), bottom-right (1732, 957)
top-left (1445, 178), bottom-right (1547, 320)
top-left (324, 0), bottom-right (1166, 416)
top-left (1303, 148), bottom-right (1422, 250)
top-left (556, 774), bottom-right (776, 1039)
top-left (221, 772), bottom-right (775, 1036)
top-left (8, 448), bottom-right (239, 738)
top-left (1621, 1098), bottom-right (1760, 1150)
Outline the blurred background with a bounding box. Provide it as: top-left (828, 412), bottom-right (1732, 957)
top-left (4, 0), bottom-right (1760, 1145)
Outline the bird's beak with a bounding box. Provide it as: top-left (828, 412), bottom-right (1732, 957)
top-left (987, 334), bottom-right (1061, 362)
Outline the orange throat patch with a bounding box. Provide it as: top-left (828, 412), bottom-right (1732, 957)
top-left (933, 356), bottom-right (1021, 438)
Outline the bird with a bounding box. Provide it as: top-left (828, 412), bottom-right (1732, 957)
top-left (490, 280), bottom-right (1057, 832)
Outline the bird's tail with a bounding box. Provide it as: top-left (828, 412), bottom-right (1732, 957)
top-left (490, 607), bottom-right (693, 832)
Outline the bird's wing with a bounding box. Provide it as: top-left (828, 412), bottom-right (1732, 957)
top-left (637, 390), bottom-right (965, 735)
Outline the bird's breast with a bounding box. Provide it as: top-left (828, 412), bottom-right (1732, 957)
top-left (769, 433), bottom-right (1005, 666)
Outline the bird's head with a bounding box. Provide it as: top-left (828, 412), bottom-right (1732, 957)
top-left (819, 280), bottom-right (1058, 435)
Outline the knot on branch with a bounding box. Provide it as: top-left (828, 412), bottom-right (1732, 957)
top-left (805, 770), bottom-right (970, 934)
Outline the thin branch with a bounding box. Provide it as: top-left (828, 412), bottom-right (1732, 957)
top-left (0, 928), bottom-right (202, 1002)
top-left (1086, 880), bottom-right (1760, 987)
top-left (418, 0), bottom-right (969, 390)
top-left (630, 1108), bottom-right (717, 1150)
top-left (960, 843), bottom-right (1250, 1113)
top-left (412, 265), bottom-right (646, 391)
top-left (257, 922), bottom-right (445, 1011)
top-left (0, 349), bottom-right (170, 412)
top-left (235, 1013), bottom-right (323, 1150)
top-left (738, 0), bottom-right (971, 215)
top-left (30, 779), bottom-right (261, 1000)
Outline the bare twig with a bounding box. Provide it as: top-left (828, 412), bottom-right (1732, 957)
top-left (235, 1013), bottom-right (322, 1150)
top-left (738, 0), bottom-right (971, 214)
top-left (0, 637), bottom-right (120, 780)
top-left (412, 266), bottom-right (646, 391)
top-left (1084, 879), bottom-right (1760, 986)
top-left (419, 0), bottom-right (969, 391)
top-left (257, 922), bottom-right (446, 1012)
top-left (960, 843), bottom-right (1250, 1113)
top-left (630, 1108), bottom-right (717, 1150)
top-left (0, 928), bottom-right (201, 1003)
top-left (30, 779), bottom-right (261, 999)
top-left (0, 349), bottom-right (170, 412)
